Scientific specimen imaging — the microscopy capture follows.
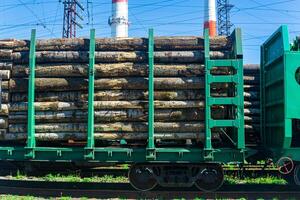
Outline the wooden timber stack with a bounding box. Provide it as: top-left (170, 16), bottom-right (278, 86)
top-left (0, 36), bottom-right (260, 147)
top-left (243, 64), bottom-right (260, 145)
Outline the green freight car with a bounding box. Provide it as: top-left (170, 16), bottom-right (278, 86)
top-left (0, 28), bottom-right (247, 191)
top-left (261, 25), bottom-right (300, 185)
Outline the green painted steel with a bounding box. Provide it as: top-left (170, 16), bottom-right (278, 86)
top-left (85, 29), bottom-right (96, 160)
top-left (25, 29), bottom-right (37, 159)
top-left (261, 25), bottom-right (300, 162)
top-left (147, 28), bottom-right (156, 160)
top-left (0, 28), bottom-right (248, 164)
top-left (204, 28), bottom-right (245, 160)
top-left (204, 29), bottom-right (213, 155)
top-left (0, 146), bottom-right (246, 163)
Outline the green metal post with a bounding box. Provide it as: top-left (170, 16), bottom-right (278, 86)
top-left (26, 29), bottom-right (37, 158)
top-left (204, 28), bottom-right (212, 152)
top-left (146, 28), bottom-right (156, 160)
top-left (234, 29), bottom-right (245, 149)
top-left (85, 29), bottom-right (96, 160)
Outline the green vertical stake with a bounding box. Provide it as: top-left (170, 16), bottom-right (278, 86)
top-left (26, 29), bottom-right (36, 152)
top-left (147, 28), bottom-right (155, 150)
top-left (204, 28), bottom-right (212, 151)
top-left (87, 29), bottom-right (96, 151)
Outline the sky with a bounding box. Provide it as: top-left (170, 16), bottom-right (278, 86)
top-left (0, 0), bottom-right (299, 64)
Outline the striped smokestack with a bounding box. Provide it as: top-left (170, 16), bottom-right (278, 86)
top-left (109, 0), bottom-right (129, 38)
top-left (204, 0), bottom-right (217, 37)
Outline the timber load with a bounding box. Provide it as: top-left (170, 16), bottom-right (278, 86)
top-left (243, 64), bottom-right (260, 145)
top-left (0, 36), bottom-right (260, 147)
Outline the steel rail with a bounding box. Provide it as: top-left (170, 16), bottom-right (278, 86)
top-left (0, 180), bottom-right (299, 199)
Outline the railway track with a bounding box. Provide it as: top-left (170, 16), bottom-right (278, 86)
top-left (0, 179), bottom-right (299, 199)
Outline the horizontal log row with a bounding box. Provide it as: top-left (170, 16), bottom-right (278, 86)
top-left (11, 51), bottom-right (229, 64)
top-left (11, 63), bottom-right (260, 79)
top-left (8, 78), bottom-right (258, 92)
top-left (6, 100), bottom-right (258, 111)
top-left (0, 37), bottom-right (231, 51)
top-left (8, 122), bottom-right (258, 133)
top-left (0, 132), bottom-right (222, 141)
top-left (7, 109), bottom-right (225, 123)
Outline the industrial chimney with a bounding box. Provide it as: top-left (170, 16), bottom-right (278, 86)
top-left (204, 0), bottom-right (217, 37)
top-left (109, 0), bottom-right (129, 38)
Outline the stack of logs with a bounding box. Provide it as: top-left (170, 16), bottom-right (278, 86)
top-left (244, 64), bottom-right (260, 145)
top-left (0, 36), bottom-right (260, 146)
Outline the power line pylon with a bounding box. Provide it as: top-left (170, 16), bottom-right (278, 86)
top-left (61, 0), bottom-right (84, 38)
top-left (217, 0), bottom-right (233, 36)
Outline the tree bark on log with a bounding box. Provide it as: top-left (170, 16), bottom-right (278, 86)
top-left (0, 70), bottom-right (10, 80)
top-left (0, 50), bottom-right (12, 60)
top-left (0, 104), bottom-right (8, 115)
top-left (0, 118), bottom-right (8, 129)
top-left (12, 51), bottom-right (229, 64)
top-left (8, 100), bottom-right (257, 111)
top-left (0, 62), bottom-right (12, 70)
top-left (9, 77), bottom-right (210, 92)
top-left (10, 90), bottom-right (258, 102)
top-left (9, 121), bottom-right (256, 133)
top-left (0, 132), bottom-right (221, 141)
top-left (8, 108), bottom-right (225, 123)
top-left (8, 36), bottom-right (231, 51)
top-left (1, 90), bottom-right (9, 103)
top-left (11, 63), bottom-right (233, 78)
top-left (9, 122), bottom-right (205, 133)
top-left (2, 81), bottom-right (8, 90)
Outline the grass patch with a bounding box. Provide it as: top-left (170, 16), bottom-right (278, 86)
top-left (9, 170), bottom-right (286, 185)
top-left (0, 195), bottom-right (37, 200)
top-left (43, 174), bottom-right (128, 183)
top-left (225, 175), bottom-right (287, 185)
top-left (0, 196), bottom-right (86, 200)
top-left (9, 172), bottom-right (128, 183)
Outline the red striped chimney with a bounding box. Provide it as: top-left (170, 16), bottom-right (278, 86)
top-left (204, 0), bottom-right (217, 37)
top-left (109, 0), bottom-right (129, 37)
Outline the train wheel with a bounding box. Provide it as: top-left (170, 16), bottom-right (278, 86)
top-left (195, 164), bottom-right (224, 192)
top-left (128, 164), bottom-right (158, 191)
top-left (294, 165), bottom-right (300, 186)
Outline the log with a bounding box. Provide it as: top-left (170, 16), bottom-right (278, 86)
top-left (244, 64), bottom-right (260, 71)
top-left (10, 90), bottom-right (258, 102)
top-left (0, 39), bottom-right (16, 49)
top-left (244, 75), bottom-right (260, 84)
top-left (8, 100), bottom-right (257, 111)
top-left (11, 63), bottom-right (233, 78)
top-left (0, 62), bottom-right (12, 70)
top-left (9, 36), bottom-right (231, 51)
top-left (0, 50), bottom-right (12, 60)
top-left (244, 108), bottom-right (260, 115)
top-left (9, 77), bottom-right (209, 92)
top-left (12, 51), bottom-right (229, 64)
top-left (12, 63), bottom-right (256, 79)
top-left (9, 122), bottom-right (205, 133)
top-left (0, 117), bottom-right (8, 129)
top-left (9, 121), bottom-right (257, 133)
top-left (0, 104), bottom-right (8, 115)
top-left (0, 132), bottom-right (221, 141)
top-left (0, 70), bottom-right (10, 80)
top-left (1, 90), bottom-right (9, 103)
top-left (8, 108), bottom-right (225, 123)
top-left (2, 81), bottom-right (9, 90)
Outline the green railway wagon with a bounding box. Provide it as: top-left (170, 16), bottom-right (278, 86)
top-left (0, 28), bottom-right (247, 191)
top-left (261, 25), bottom-right (300, 185)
